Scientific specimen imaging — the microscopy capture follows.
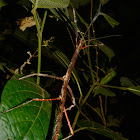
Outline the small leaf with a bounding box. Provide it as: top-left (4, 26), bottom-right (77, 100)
top-left (17, 0), bottom-right (31, 7)
top-left (77, 119), bottom-right (127, 140)
top-left (127, 86), bottom-right (140, 96)
top-left (97, 44), bottom-right (115, 61)
top-left (100, 69), bottom-right (116, 85)
top-left (107, 115), bottom-right (120, 127)
top-left (0, 62), bottom-right (6, 73)
top-left (100, 12), bottom-right (120, 28)
top-left (120, 77), bottom-right (140, 96)
top-left (120, 77), bottom-right (135, 87)
top-left (93, 86), bottom-right (115, 97)
top-left (0, 74), bottom-right (52, 140)
top-left (71, 0), bottom-right (91, 9)
top-left (100, 0), bottom-right (110, 5)
top-left (0, 0), bottom-right (7, 11)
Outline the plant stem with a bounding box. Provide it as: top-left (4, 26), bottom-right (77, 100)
top-left (37, 37), bottom-right (41, 84)
top-left (99, 84), bottom-right (128, 91)
top-left (90, 0), bottom-right (95, 37)
top-left (86, 29), bottom-right (95, 84)
top-left (72, 83), bottom-right (95, 130)
top-left (95, 47), bottom-right (99, 81)
top-left (99, 95), bottom-right (106, 126)
top-left (105, 96), bottom-right (107, 115)
top-left (33, 11), bottom-right (47, 85)
top-left (37, 11), bottom-right (47, 85)
top-left (41, 10), bottom-right (47, 34)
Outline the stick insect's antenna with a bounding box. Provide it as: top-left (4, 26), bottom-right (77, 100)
top-left (73, 8), bottom-right (78, 46)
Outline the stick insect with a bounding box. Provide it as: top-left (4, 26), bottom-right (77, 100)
top-left (0, 2), bottom-right (119, 139)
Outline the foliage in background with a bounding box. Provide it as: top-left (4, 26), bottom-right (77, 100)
top-left (0, 0), bottom-right (140, 140)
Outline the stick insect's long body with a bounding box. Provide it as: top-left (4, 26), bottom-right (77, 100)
top-left (52, 39), bottom-right (84, 140)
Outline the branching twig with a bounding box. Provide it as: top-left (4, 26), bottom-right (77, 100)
top-left (19, 50), bottom-right (38, 74)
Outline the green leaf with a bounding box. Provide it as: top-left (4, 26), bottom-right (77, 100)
top-left (0, 0), bottom-right (7, 10)
top-left (17, 0), bottom-right (31, 7)
top-left (127, 86), bottom-right (140, 96)
top-left (100, 0), bottom-right (110, 6)
top-left (0, 62), bottom-right (6, 73)
top-left (100, 69), bottom-right (116, 85)
top-left (100, 12), bottom-right (120, 28)
top-left (70, 0), bottom-right (91, 9)
top-left (120, 77), bottom-right (135, 87)
top-left (31, 0), bottom-right (69, 8)
top-left (120, 77), bottom-right (140, 96)
top-left (77, 120), bottom-right (128, 140)
top-left (0, 74), bottom-right (52, 140)
top-left (107, 115), bottom-right (120, 127)
top-left (97, 44), bottom-right (115, 61)
top-left (93, 86), bottom-right (115, 97)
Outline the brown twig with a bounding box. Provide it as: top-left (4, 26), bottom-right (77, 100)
top-left (52, 39), bottom-right (83, 140)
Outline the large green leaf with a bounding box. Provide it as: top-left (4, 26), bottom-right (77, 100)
top-left (0, 74), bottom-right (52, 140)
top-left (30, 0), bottom-right (69, 8)
top-left (77, 119), bottom-right (128, 140)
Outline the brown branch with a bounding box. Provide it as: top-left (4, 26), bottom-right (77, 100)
top-left (52, 39), bottom-right (83, 140)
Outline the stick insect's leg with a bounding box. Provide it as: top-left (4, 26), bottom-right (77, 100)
top-left (33, 97), bottom-right (60, 102)
top-left (62, 85), bottom-right (75, 140)
top-left (1, 99), bottom-right (34, 113)
top-left (62, 107), bottom-right (74, 140)
top-left (15, 73), bottom-right (63, 81)
top-left (73, 8), bottom-right (78, 46)
top-left (65, 85), bottom-right (76, 111)
top-left (1, 97), bottom-right (61, 114)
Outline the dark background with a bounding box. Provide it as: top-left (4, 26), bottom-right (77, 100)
top-left (0, 0), bottom-right (140, 140)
